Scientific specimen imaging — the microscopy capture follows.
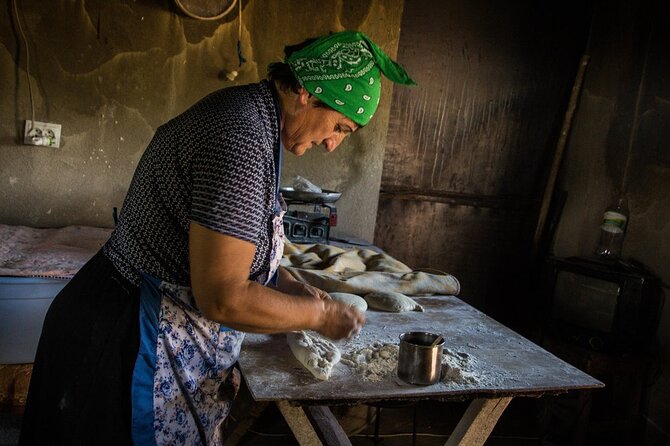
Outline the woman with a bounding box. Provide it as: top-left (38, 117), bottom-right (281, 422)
top-left (20, 30), bottom-right (415, 445)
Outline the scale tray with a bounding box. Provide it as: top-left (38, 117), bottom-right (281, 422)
top-left (279, 187), bottom-right (341, 203)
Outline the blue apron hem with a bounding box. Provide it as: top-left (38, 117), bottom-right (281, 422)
top-left (131, 273), bottom-right (162, 446)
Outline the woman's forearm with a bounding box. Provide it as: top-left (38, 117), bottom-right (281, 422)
top-left (196, 275), bottom-right (325, 333)
top-left (189, 222), bottom-right (363, 339)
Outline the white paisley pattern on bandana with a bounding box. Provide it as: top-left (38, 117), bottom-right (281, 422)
top-left (290, 41), bottom-right (375, 81)
top-left (285, 30), bottom-right (415, 127)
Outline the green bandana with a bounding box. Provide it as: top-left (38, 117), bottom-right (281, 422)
top-left (285, 30), bottom-right (416, 126)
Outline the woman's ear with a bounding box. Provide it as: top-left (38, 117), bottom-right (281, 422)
top-left (297, 87), bottom-right (311, 106)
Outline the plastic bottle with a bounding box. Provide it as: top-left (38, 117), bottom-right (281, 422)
top-left (594, 196), bottom-right (629, 259)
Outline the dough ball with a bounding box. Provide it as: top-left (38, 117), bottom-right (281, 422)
top-left (329, 292), bottom-right (368, 312)
top-left (363, 291), bottom-right (424, 312)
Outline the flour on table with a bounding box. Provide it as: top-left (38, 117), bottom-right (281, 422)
top-left (286, 331), bottom-right (341, 381)
top-left (341, 343), bottom-right (399, 382)
top-left (441, 348), bottom-right (478, 384)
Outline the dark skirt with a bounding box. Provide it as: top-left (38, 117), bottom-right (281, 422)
top-left (19, 251), bottom-right (140, 446)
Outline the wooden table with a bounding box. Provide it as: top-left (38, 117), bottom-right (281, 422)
top-left (238, 296), bottom-right (603, 445)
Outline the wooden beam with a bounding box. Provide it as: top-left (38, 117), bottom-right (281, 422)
top-left (445, 397), bottom-right (513, 446)
top-left (0, 364), bottom-right (32, 406)
top-left (531, 54), bottom-right (590, 261)
top-left (276, 401), bottom-right (322, 446)
top-left (303, 405), bottom-right (353, 446)
top-left (379, 188), bottom-right (536, 210)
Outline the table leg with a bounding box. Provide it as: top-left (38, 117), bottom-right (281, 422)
top-left (276, 401), bottom-right (353, 446)
top-left (276, 401), bottom-right (322, 446)
top-left (445, 397), bottom-right (513, 446)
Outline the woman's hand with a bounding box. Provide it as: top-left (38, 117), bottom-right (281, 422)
top-left (274, 267), bottom-right (365, 339)
top-left (316, 299), bottom-right (366, 340)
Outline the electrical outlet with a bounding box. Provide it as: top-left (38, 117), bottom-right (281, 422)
top-left (23, 120), bottom-right (62, 148)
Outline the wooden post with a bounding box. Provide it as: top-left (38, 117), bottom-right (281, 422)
top-left (0, 364), bottom-right (33, 406)
top-left (303, 406), bottom-right (353, 446)
top-left (445, 397), bottom-right (513, 446)
top-left (531, 55), bottom-right (590, 261)
top-left (276, 401), bottom-right (323, 446)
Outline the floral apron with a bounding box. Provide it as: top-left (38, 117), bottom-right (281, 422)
top-left (131, 155), bottom-right (285, 446)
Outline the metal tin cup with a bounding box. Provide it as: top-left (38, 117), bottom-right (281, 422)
top-left (397, 332), bottom-right (444, 385)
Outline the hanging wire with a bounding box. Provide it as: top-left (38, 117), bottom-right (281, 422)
top-left (12, 0), bottom-right (36, 131)
top-left (236, 0), bottom-right (246, 67)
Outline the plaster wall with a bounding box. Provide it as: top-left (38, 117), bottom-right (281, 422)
top-left (0, 0), bottom-right (405, 242)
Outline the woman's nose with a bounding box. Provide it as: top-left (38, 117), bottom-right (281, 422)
top-left (323, 139), bottom-right (337, 152)
top-left (324, 134), bottom-right (345, 152)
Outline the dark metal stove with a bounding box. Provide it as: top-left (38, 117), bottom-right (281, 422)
top-left (280, 187), bottom-right (340, 244)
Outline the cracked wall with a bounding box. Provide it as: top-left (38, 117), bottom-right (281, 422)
top-left (0, 0), bottom-right (404, 241)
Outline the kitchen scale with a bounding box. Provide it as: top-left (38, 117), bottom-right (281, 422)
top-left (279, 187), bottom-right (340, 244)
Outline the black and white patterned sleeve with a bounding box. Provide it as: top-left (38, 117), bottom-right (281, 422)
top-left (190, 122), bottom-right (269, 245)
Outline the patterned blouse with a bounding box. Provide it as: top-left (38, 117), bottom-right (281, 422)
top-left (103, 81), bottom-right (281, 287)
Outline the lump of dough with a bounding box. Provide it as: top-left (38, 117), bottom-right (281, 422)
top-left (363, 291), bottom-right (424, 312)
top-left (286, 331), bottom-right (341, 381)
top-left (329, 292), bottom-right (368, 312)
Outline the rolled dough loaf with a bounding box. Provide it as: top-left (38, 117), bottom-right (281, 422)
top-left (286, 331), bottom-right (341, 381)
top-left (363, 291), bottom-right (424, 312)
top-left (329, 292), bottom-right (368, 312)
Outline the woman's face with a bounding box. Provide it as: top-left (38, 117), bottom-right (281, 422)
top-left (281, 96), bottom-right (359, 156)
